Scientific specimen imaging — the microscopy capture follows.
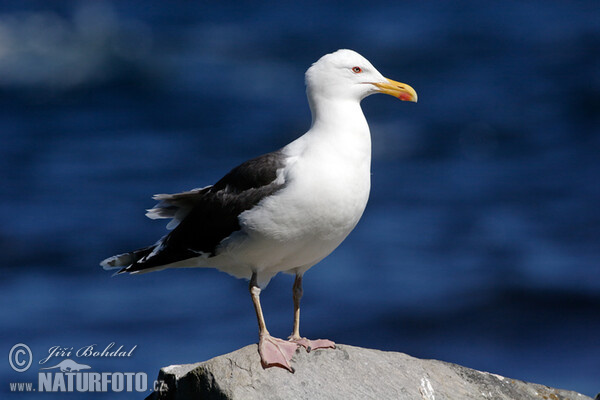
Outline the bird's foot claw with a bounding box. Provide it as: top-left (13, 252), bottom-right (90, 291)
top-left (258, 334), bottom-right (299, 372)
top-left (288, 336), bottom-right (336, 353)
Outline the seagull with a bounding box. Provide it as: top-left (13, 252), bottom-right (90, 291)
top-left (101, 49), bottom-right (417, 372)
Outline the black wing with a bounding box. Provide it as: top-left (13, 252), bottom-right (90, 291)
top-left (106, 150), bottom-right (287, 273)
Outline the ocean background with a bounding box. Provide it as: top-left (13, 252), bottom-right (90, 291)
top-left (1, 1), bottom-right (598, 398)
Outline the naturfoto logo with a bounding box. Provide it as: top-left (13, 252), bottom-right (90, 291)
top-left (8, 342), bottom-right (149, 394)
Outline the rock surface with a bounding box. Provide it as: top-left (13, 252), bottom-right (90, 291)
top-left (146, 344), bottom-right (591, 400)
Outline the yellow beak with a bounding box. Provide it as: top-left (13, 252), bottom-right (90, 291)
top-left (373, 78), bottom-right (418, 102)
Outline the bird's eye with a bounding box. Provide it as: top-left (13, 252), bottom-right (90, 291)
top-left (352, 66), bottom-right (362, 73)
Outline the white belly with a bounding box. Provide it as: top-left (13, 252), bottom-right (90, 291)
top-left (217, 147), bottom-right (371, 279)
top-left (202, 118), bottom-right (373, 287)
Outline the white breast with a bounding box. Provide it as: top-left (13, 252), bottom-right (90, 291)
top-left (225, 124), bottom-right (371, 275)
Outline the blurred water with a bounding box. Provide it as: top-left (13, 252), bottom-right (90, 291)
top-left (1, 1), bottom-right (599, 398)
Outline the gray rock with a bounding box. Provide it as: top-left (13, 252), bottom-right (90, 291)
top-left (146, 344), bottom-right (591, 400)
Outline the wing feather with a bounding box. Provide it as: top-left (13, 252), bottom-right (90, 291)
top-left (111, 150), bottom-right (287, 273)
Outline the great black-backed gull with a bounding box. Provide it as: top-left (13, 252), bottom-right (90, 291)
top-left (101, 49), bottom-right (417, 372)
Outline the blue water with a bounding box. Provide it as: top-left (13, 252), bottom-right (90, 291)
top-left (1, 1), bottom-right (599, 398)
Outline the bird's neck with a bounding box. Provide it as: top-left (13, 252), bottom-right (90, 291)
top-left (301, 95), bottom-right (371, 164)
top-left (308, 96), bottom-right (370, 139)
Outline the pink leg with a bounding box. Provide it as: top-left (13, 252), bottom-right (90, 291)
top-left (250, 273), bottom-right (299, 372)
top-left (288, 274), bottom-right (336, 352)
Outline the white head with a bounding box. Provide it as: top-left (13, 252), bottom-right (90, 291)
top-left (305, 49), bottom-right (417, 103)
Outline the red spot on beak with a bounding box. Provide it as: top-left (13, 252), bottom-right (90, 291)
top-left (398, 92), bottom-right (413, 101)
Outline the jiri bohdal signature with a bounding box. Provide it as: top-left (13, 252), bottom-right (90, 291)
top-left (39, 342), bottom-right (137, 365)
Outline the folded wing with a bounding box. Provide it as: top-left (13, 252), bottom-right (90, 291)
top-left (101, 150), bottom-right (287, 274)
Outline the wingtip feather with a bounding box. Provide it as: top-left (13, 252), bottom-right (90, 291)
top-left (100, 253), bottom-right (134, 270)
